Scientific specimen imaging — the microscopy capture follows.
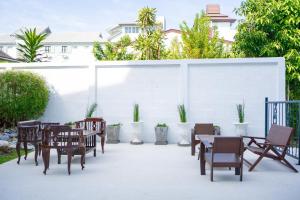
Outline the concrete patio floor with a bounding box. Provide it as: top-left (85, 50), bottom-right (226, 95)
top-left (0, 143), bottom-right (299, 200)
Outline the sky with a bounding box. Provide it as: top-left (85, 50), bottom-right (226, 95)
top-left (0, 0), bottom-right (243, 37)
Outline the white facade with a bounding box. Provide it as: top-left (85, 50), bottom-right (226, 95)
top-left (0, 30), bottom-right (104, 62)
top-left (0, 58), bottom-right (285, 143)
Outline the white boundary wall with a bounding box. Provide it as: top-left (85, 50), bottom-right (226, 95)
top-left (0, 58), bottom-right (285, 143)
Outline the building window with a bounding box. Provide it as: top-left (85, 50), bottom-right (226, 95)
top-left (45, 46), bottom-right (51, 53)
top-left (0, 46), bottom-right (3, 51)
top-left (125, 27), bottom-right (129, 33)
top-left (61, 46), bottom-right (68, 53)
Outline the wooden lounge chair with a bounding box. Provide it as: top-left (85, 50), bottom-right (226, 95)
top-left (204, 137), bottom-right (244, 181)
top-left (243, 124), bottom-right (298, 172)
top-left (42, 125), bottom-right (85, 175)
top-left (191, 123), bottom-right (214, 156)
top-left (76, 117), bottom-right (106, 154)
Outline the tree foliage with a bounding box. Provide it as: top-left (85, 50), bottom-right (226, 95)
top-left (180, 12), bottom-right (225, 58)
top-left (166, 37), bottom-right (183, 59)
top-left (233, 0), bottom-right (300, 99)
top-left (93, 35), bottom-right (134, 61)
top-left (15, 28), bottom-right (47, 62)
top-left (134, 7), bottom-right (166, 60)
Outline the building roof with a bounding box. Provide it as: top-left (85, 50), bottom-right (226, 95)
top-left (0, 50), bottom-right (19, 62)
top-left (42, 32), bottom-right (104, 44)
top-left (0, 34), bottom-right (15, 44)
top-left (165, 29), bottom-right (181, 34)
top-left (206, 4), bottom-right (236, 23)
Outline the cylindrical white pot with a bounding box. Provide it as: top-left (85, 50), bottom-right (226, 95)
top-left (177, 122), bottom-right (190, 146)
top-left (233, 122), bottom-right (248, 136)
top-left (130, 121), bottom-right (144, 144)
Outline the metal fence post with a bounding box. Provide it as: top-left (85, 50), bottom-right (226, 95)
top-left (265, 97), bottom-right (269, 137)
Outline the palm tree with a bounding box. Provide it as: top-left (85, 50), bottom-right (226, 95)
top-left (137, 7), bottom-right (156, 32)
top-left (15, 28), bottom-right (48, 62)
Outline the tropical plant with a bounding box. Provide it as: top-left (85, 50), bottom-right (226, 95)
top-left (134, 7), bottom-right (166, 60)
top-left (15, 28), bottom-right (48, 62)
top-left (133, 104), bottom-right (139, 122)
top-left (86, 103), bottom-right (97, 118)
top-left (236, 103), bottom-right (245, 123)
top-left (180, 11), bottom-right (225, 58)
top-left (177, 104), bottom-right (187, 123)
top-left (156, 123), bottom-right (168, 127)
top-left (0, 71), bottom-right (49, 128)
top-left (233, 0), bottom-right (300, 99)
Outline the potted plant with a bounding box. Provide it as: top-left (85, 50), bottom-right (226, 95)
top-left (106, 123), bottom-right (121, 144)
top-left (130, 104), bottom-right (143, 144)
top-left (233, 103), bottom-right (248, 136)
top-left (154, 123), bottom-right (168, 145)
top-left (177, 104), bottom-right (190, 146)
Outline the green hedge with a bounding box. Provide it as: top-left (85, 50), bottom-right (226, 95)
top-left (0, 70), bottom-right (49, 127)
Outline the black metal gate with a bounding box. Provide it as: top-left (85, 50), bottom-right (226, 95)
top-left (265, 97), bottom-right (300, 164)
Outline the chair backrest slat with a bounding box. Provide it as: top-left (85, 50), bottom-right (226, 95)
top-left (194, 123), bottom-right (214, 135)
top-left (213, 137), bottom-right (243, 155)
top-left (266, 124), bottom-right (294, 146)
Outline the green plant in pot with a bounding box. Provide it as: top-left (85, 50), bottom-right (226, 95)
top-left (155, 123), bottom-right (168, 145)
top-left (177, 104), bottom-right (190, 146)
top-left (130, 104), bottom-right (143, 145)
top-left (106, 123), bottom-right (122, 144)
top-left (234, 102), bottom-right (248, 136)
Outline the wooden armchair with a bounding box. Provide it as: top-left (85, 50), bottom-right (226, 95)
top-left (191, 123), bottom-right (214, 156)
top-left (42, 125), bottom-right (85, 175)
top-left (243, 124), bottom-right (298, 172)
top-left (204, 137), bottom-right (244, 181)
top-left (16, 120), bottom-right (42, 165)
top-left (76, 117), bottom-right (106, 154)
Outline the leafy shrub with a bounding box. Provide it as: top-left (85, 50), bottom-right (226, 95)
top-left (0, 70), bottom-right (49, 127)
top-left (156, 123), bottom-right (168, 127)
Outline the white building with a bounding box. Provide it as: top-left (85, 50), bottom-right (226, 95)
top-left (107, 16), bottom-right (166, 43)
top-left (0, 27), bottom-right (104, 62)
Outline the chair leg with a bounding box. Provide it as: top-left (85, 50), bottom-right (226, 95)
top-left (282, 158), bottom-right (298, 173)
top-left (16, 142), bottom-right (21, 164)
top-left (191, 143), bottom-right (195, 156)
top-left (210, 165), bottom-right (214, 182)
top-left (34, 144), bottom-right (39, 166)
top-left (249, 154), bottom-right (264, 171)
top-left (101, 136), bottom-right (105, 154)
top-left (240, 166), bottom-right (243, 181)
top-left (24, 142), bottom-right (28, 160)
top-left (81, 154), bottom-right (85, 170)
top-left (67, 153), bottom-right (72, 175)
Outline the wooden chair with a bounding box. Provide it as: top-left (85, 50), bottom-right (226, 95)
top-left (17, 121), bottom-right (41, 165)
top-left (191, 123), bottom-right (214, 156)
top-left (204, 137), bottom-right (244, 181)
top-left (42, 125), bottom-right (85, 175)
top-left (76, 117), bottom-right (106, 154)
top-left (243, 124), bottom-right (298, 172)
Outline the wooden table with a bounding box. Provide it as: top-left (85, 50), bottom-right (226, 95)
top-left (196, 135), bottom-right (241, 176)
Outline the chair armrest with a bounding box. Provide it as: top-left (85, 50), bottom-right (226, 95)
top-left (243, 136), bottom-right (266, 140)
top-left (256, 142), bottom-right (286, 148)
top-left (202, 140), bottom-right (213, 148)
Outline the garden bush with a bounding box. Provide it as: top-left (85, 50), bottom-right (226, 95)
top-left (0, 70), bottom-right (49, 128)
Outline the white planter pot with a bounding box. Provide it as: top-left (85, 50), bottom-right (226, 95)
top-left (130, 121), bottom-right (144, 145)
top-left (177, 122), bottom-right (190, 146)
top-left (233, 122), bottom-right (248, 136)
